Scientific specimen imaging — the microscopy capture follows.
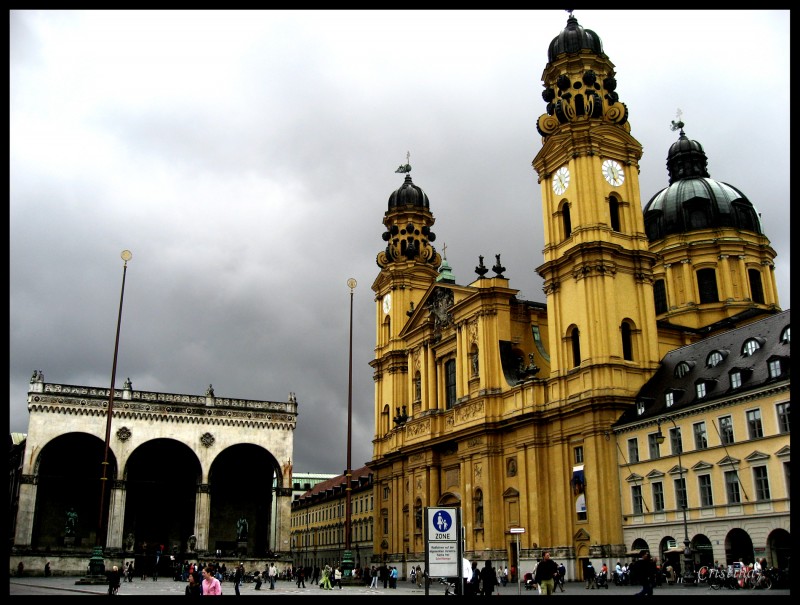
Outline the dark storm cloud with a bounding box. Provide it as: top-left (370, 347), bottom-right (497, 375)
top-left (10, 10), bottom-right (790, 473)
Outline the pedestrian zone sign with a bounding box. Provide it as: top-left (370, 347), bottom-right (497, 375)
top-left (426, 507), bottom-right (460, 579)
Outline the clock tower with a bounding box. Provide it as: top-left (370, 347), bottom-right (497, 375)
top-left (533, 12), bottom-right (661, 392)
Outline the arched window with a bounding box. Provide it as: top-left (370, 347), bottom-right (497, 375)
top-left (653, 279), bottom-right (668, 315)
top-left (697, 268), bottom-right (719, 303)
top-left (707, 351), bottom-right (724, 367)
top-left (621, 321), bottom-right (634, 361)
top-left (609, 196), bottom-right (621, 232)
top-left (742, 338), bottom-right (761, 356)
top-left (570, 327), bottom-right (581, 368)
top-left (748, 269), bottom-right (765, 304)
top-left (563, 203), bottom-right (572, 239)
top-left (674, 361), bottom-right (692, 378)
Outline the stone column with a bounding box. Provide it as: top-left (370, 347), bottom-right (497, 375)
top-left (13, 475), bottom-right (38, 548)
top-left (106, 480), bottom-right (127, 549)
top-left (195, 484), bottom-right (211, 552)
top-left (274, 487), bottom-right (293, 555)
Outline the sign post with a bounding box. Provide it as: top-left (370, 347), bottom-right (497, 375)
top-left (425, 507), bottom-right (461, 595)
top-left (510, 527), bottom-right (525, 595)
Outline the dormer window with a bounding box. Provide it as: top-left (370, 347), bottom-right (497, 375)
top-left (674, 361), bottom-right (692, 378)
top-left (742, 338), bottom-right (761, 356)
top-left (696, 382), bottom-right (707, 399)
top-left (665, 392), bottom-right (674, 407)
top-left (707, 351), bottom-right (724, 367)
top-left (636, 400), bottom-right (645, 416)
top-left (781, 326), bottom-right (790, 343)
top-left (730, 371), bottom-right (742, 389)
top-left (768, 359), bottom-right (782, 379)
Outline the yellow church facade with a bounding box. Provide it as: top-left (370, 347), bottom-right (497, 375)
top-left (366, 12), bottom-right (784, 582)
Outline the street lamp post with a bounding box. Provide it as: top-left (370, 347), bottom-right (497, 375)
top-left (91, 250), bottom-right (132, 576)
top-left (342, 278), bottom-right (357, 579)
top-left (656, 417), bottom-right (694, 584)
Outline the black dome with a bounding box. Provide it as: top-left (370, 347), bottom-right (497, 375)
top-left (643, 125), bottom-right (763, 242)
top-left (388, 174), bottom-right (430, 210)
top-left (548, 14), bottom-right (603, 63)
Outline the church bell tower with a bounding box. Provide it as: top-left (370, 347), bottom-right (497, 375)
top-left (533, 12), bottom-right (661, 397)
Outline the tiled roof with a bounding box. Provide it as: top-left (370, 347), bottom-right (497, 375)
top-left (293, 464), bottom-right (373, 504)
top-left (615, 309), bottom-right (790, 426)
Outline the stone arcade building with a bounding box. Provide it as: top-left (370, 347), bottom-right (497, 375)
top-left (11, 374), bottom-right (297, 575)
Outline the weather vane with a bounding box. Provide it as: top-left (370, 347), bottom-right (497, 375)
top-left (670, 108), bottom-right (684, 133)
top-left (395, 151), bottom-right (412, 174)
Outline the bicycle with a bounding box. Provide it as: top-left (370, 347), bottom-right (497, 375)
top-left (750, 572), bottom-right (772, 590)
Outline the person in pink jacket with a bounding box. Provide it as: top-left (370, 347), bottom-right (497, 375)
top-left (202, 566), bottom-right (222, 595)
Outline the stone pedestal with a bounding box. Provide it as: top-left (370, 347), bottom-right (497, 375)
top-left (237, 541), bottom-right (247, 555)
top-left (64, 536), bottom-right (75, 547)
top-left (75, 546), bottom-right (108, 585)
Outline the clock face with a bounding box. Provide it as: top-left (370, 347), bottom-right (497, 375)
top-left (382, 293), bottom-right (392, 314)
top-left (552, 166), bottom-right (570, 195)
top-left (601, 159), bottom-right (625, 186)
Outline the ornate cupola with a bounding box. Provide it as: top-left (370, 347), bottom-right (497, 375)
top-left (377, 157), bottom-right (441, 271)
top-left (536, 11), bottom-right (629, 141)
top-left (643, 116), bottom-right (779, 329)
top-left (373, 155), bottom-right (443, 351)
top-left (644, 119), bottom-right (764, 241)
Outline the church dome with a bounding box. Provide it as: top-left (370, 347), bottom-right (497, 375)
top-left (388, 174), bottom-right (430, 210)
top-left (643, 124), bottom-right (763, 242)
top-left (547, 13), bottom-right (603, 63)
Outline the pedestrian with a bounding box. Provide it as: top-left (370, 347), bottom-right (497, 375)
top-left (632, 550), bottom-right (656, 596)
top-left (202, 566), bottom-right (222, 595)
top-left (321, 564), bottom-right (333, 590)
top-left (466, 561), bottom-right (480, 596)
top-left (185, 571), bottom-right (202, 596)
top-left (390, 565), bottom-right (398, 588)
top-left (253, 569), bottom-right (262, 590)
top-left (534, 551), bottom-right (559, 595)
top-left (17, 562), bottom-right (24, 577)
top-left (585, 560), bottom-right (596, 589)
top-left (268, 562), bottom-right (278, 589)
top-left (107, 565), bottom-right (121, 595)
top-left (416, 565), bottom-right (423, 588)
top-left (126, 561), bottom-right (134, 583)
top-left (233, 563), bottom-right (243, 596)
top-left (410, 565), bottom-right (416, 586)
top-left (380, 563), bottom-right (389, 589)
top-left (557, 562), bottom-right (566, 591)
top-left (295, 566), bottom-right (305, 588)
top-left (334, 566), bottom-right (343, 589)
top-left (369, 565), bottom-right (379, 588)
top-left (480, 560), bottom-right (498, 596)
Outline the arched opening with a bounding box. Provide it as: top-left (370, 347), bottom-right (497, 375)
top-left (621, 320), bottom-right (634, 361)
top-left (562, 203), bottom-right (572, 239)
top-left (609, 196), bottom-right (621, 232)
top-left (724, 527), bottom-right (755, 565)
top-left (570, 326), bottom-right (581, 368)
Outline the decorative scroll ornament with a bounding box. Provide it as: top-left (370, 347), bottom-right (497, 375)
top-left (116, 426), bottom-right (132, 442)
top-left (200, 432), bottom-right (215, 448)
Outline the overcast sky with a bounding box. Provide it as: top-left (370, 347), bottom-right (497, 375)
top-left (10, 10), bottom-right (790, 474)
